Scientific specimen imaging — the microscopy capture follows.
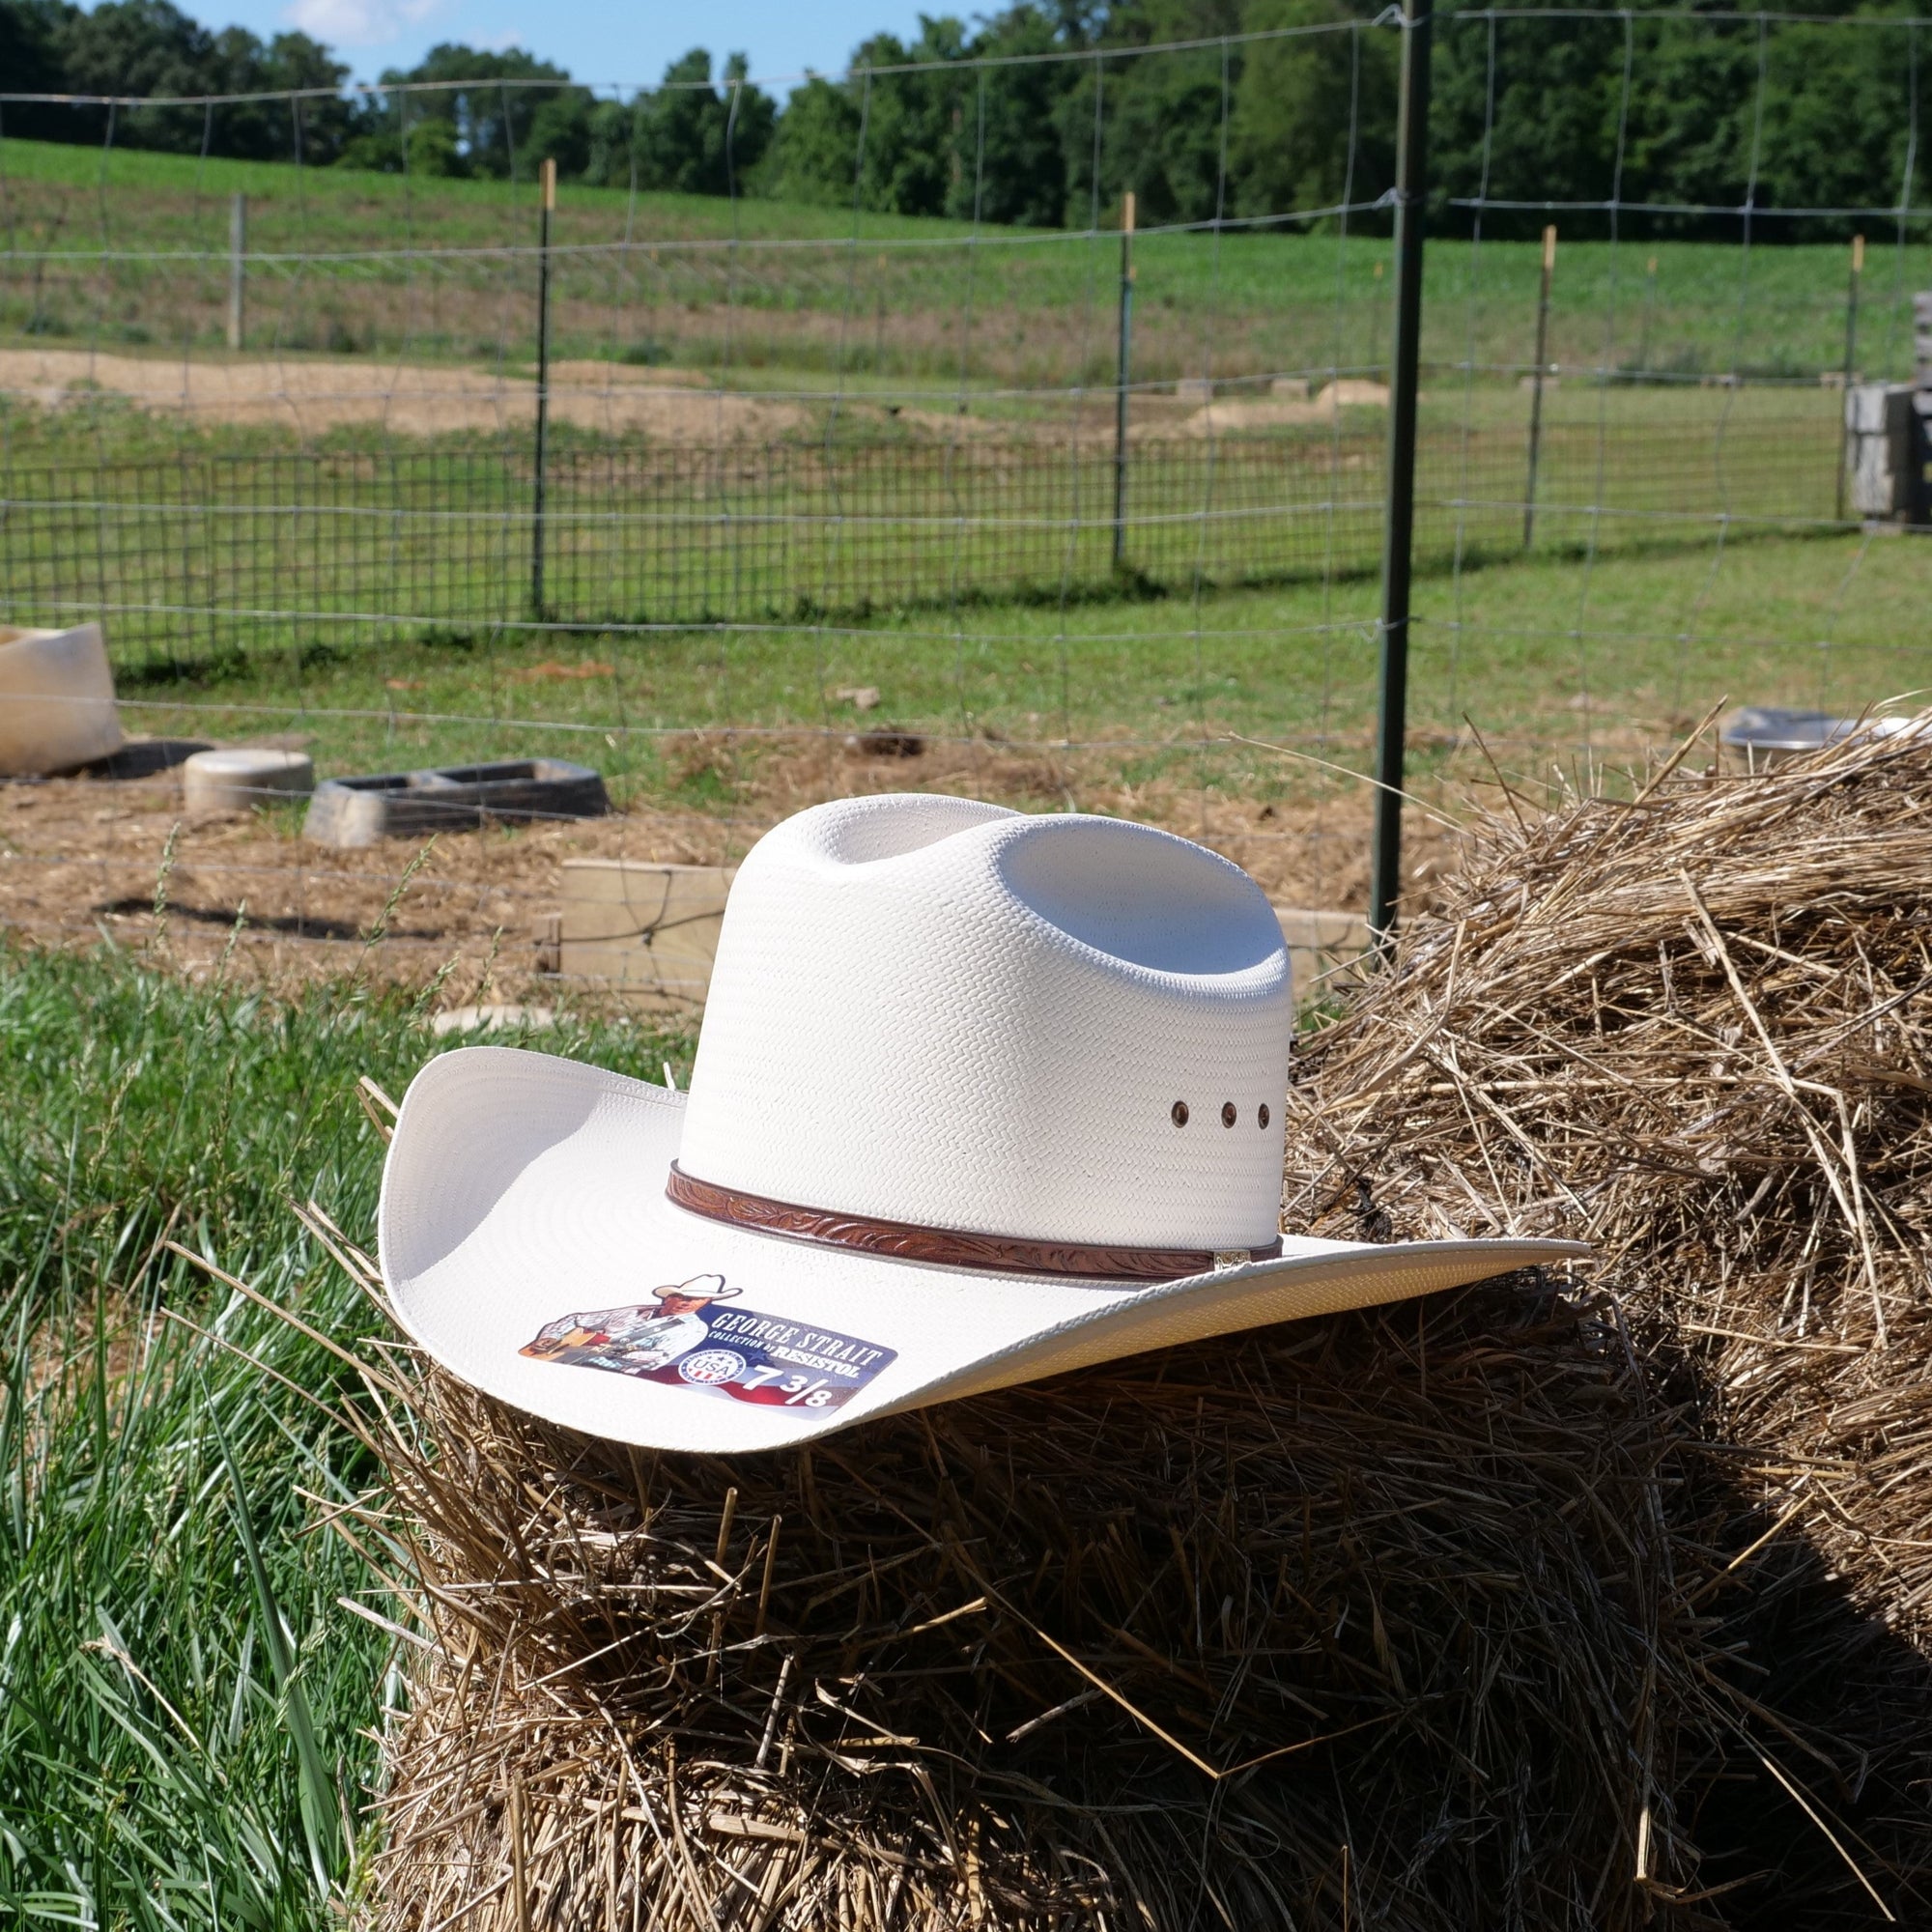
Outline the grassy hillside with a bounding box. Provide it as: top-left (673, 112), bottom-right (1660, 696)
top-left (1, 135), bottom-right (1922, 384)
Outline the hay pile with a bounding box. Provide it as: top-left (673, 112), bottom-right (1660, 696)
top-left (1289, 726), bottom-right (1932, 1647)
top-left (1286, 723), bottom-right (1932, 1919)
top-left (327, 1236), bottom-right (1725, 1932)
top-left (331, 725), bottom-right (1932, 1931)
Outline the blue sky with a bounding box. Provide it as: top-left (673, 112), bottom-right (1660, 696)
top-left (195, 0), bottom-right (936, 90)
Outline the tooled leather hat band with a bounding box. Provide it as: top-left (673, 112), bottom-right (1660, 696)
top-left (666, 1163), bottom-right (1284, 1282)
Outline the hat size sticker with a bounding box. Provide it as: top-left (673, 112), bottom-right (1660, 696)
top-left (521, 1274), bottom-right (896, 1413)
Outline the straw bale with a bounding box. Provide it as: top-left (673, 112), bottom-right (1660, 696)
top-left (334, 725), bottom-right (1932, 1930)
top-left (331, 1248), bottom-right (1735, 1930)
top-left (1287, 725), bottom-right (1932, 1642)
top-left (1284, 722), bottom-right (1932, 1920)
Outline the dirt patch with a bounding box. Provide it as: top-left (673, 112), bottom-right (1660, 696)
top-left (0, 348), bottom-right (1345, 448)
top-left (541, 361), bottom-right (712, 388)
top-left (890, 406), bottom-right (1041, 440)
top-left (0, 349), bottom-right (806, 441)
top-left (0, 736), bottom-right (1432, 1005)
top-left (1140, 380), bottom-right (1393, 440)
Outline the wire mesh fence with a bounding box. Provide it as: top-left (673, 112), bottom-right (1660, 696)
top-left (2, 8), bottom-right (1931, 999)
top-left (0, 391), bottom-right (1847, 658)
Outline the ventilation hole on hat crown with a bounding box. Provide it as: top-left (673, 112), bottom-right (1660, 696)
top-left (1220, 1101), bottom-right (1236, 1128)
top-left (1171, 1100), bottom-right (1189, 1127)
top-left (1258, 1104), bottom-right (1271, 1129)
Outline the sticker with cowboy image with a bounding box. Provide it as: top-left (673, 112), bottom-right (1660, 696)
top-left (520, 1274), bottom-right (898, 1413)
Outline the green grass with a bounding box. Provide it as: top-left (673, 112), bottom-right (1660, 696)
top-left (0, 126), bottom-right (1880, 654)
top-left (0, 943), bottom-right (692, 1927)
top-left (98, 526), bottom-right (1932, 815)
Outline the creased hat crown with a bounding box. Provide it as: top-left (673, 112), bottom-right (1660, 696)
top-left (677, 795), bottom-right (1292, 1251)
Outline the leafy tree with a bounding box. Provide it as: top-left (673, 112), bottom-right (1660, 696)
top-left (336, 117), bottom-right (404, 173)
top-left (360, 43), bottom-right (569, 180)
top-left (753, 9), bottom-right (1067, 223)
top-left (1752, 15), bottom-right (1920, 239)
top-left (213, 31), bottom-right (354, 164)
top-left (404, 115), bottom-right (464, 177)
top-left (47, 0), bottom-right (350, 159)
top-left (1230, 0), bottom-right (1395, 225)
top-left (0, 0), bottom-right (79, 143)
top-left (4, 0), bottom-right (1927, 242)
top-left (59, 0), bottom-right (211, 97)
top-left (525, 89), bottom-right (594, 179)
top-left (1060, 0), bottom-right (1240, 227)
top-left (584, 98), bottom-right (635, 186)
top-left (753, 72), bottom-right (864, 205)
top-left (59, 0), bottom-right (225, 153)
top-left (632, 49), bottom-right (776, 195)
top-left (1427, 4), bottom-right (1929, 242)
top-left (954, 6), bottom-right (1069, 225)
top-left (1431, 6), bottom-right (1638, 241)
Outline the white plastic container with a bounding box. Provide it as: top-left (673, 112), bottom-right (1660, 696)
top-left (1719, 705), bottom-right (1932, 773)
top-left (0, 623), bottom-right (124, 777)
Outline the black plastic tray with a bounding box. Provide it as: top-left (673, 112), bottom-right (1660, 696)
top-left (303, 757), bottom-right (609, 847)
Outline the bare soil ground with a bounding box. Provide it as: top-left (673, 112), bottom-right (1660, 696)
top-left (0, 349), bottom-right (808, 440)
top-left (0, 347), bottom-right (1385, 445)
top-left (1148, 381), bottom-right (1392, 440)
top-left (0, 735), bottom-right (1436, 1007)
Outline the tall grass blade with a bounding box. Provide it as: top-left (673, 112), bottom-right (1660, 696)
top-left (213, 1404), bottom-right (341, 1900)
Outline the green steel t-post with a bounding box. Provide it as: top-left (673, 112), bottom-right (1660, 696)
top-left (531, 157), bottom-right (555, 621)
top-left (1522, 223), bottom-right (1555, 548)
top-left (1113, 191), bottom-right (1136, 570)
top-left (1837, 233), bottom-right (1863, 524)
top-left (1368, 0), bottom-right (1432, 955)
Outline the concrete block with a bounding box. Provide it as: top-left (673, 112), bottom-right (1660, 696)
top-left (551, 859), bottom-right (736, 1007)
top-left (183, 747), bottom-right (315, 812)
top-left (304, 757), bottom-right (608, 848)
top-left (1844, 383), bottom-right (1919, 519)
top-left (1274, 906), bottom-right (1373, 1001)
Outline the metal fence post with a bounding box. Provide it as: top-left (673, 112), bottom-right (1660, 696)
top-left (1367, 0), bottom-right (1432, 955)
top-left (1113, 190), bottom-right (1135, 571)
top-left (531, 156), bottom-right (555, 620)
top-left (226, 192), bottom-right (245, 352)
top-left (1836, 232), bottom-right (1863, 522)
top-left (1522, 222), bottom-right (1555, 547)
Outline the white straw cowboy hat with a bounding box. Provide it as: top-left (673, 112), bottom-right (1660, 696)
top-left (381, 794), bottom-right (1585, 1453)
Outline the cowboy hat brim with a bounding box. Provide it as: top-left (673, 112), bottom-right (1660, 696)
top-left (380, 1047), bottom-right (1591, 1455)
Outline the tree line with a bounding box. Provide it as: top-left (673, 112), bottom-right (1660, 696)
top-left (0, 0), bottom-right (1922, 237)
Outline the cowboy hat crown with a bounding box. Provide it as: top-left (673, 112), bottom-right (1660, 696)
top-left (676, 794), bottom-right (1293, 1254)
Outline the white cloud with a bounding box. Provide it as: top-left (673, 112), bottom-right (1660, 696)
top-left (283, 0), bottom-right (446, 50)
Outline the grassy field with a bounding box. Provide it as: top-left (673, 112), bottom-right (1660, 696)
top-left (0, 131), bottom-right (1880, 657)
top-left (1, 134), bottom-right (1919, 385)
top-left (0, 942), bottom-right (690, 1926)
